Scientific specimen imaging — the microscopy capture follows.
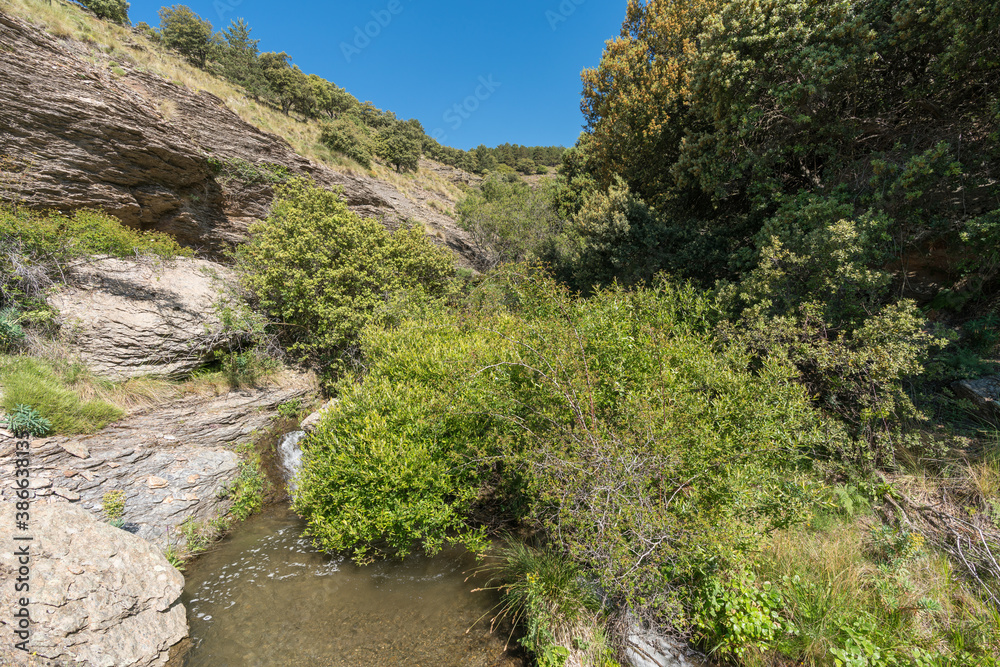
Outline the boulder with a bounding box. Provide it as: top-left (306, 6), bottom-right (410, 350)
top-left (299, 398), bottom-right (339, 433)
top-left (621, 616), bottom-right (704, 667)
top-left (48, 257), bottom-right (235, 381)
top-left (0, 503), bottom-right (187, 667)
top-left (953, 375), bottom-right (1000, 419)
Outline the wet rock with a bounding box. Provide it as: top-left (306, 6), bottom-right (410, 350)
top-left (0, 372), bottom-right (316, 549)
top-left (49, 257), bottom-right (236, 381)
top-left (0, 503), bottom-right (187, 667)
top-left (299, 398), bottom-right (339, 433)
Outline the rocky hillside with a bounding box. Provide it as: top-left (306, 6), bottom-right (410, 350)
top-left (0, 10), bottom-right (479, 264)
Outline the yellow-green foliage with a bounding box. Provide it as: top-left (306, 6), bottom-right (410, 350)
top-left (0, 206), bottom-right (192, 261)
top-left (294, 268), bottom-right (826, 616)
top-left (234, 178), bottom-right (455, 377)
top-left (0, 356), bottom-right (123, 435)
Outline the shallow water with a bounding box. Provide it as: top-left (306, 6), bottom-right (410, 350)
top-left (180, 505), bottom-right (515, 667)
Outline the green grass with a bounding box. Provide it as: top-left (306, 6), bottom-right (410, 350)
top-left (0, 355), bottom-right (123, 434)
top-left (749, 513), bottom-right (1000, 666)
top-left (477, 543), bottom-right (613, 667)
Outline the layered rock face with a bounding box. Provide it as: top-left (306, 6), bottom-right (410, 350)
top-left (49, 257), bottom-right (236, 380)
top-left (0, 503), bottom-right (187, 667)
top-left (0, 370), bottom-right (315, 549)
top-left (0, 12), bottom-right (478, 264)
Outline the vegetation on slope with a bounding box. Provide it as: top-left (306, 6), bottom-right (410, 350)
top-left (5, 0), bottom-right (1000, 665)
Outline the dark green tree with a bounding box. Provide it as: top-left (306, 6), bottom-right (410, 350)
top-left (218, 18), bottom-right (267, 98)
top-left (77, 0), bottom-right (129, 24)
top-left (375, 120), bottom-right (422, 173)
top-left (159, 5), bottom-right (213, 67)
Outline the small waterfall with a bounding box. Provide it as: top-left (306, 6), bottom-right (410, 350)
top-left (277, 430), bottom-right (306, 490)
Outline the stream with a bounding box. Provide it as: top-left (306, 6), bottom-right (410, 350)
top-left (180, 433), bottom-right (517, 666)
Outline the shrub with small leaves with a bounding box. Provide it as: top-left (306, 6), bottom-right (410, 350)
top-left (102, 490), bottom-right (127, 524)
top-left (0, 307), bottom-right (25, 351)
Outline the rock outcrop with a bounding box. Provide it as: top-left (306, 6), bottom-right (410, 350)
top-left (0, 11), bottom-right (478, 265)
top-left (0, 371), bottom-right (316, 549)
top-left (299, 398), bottom-right (339, 433)
top-left (953, 375), bottom-right (1000, 419)
top-left (621, 616), bottom-right (704, 667)
top-left (49, 257), bottom-right (236, 381)
top-left (0, 503), bottom-right (187, 667)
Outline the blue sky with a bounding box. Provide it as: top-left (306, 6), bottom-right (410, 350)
top-left (129, 1), bottom-right (626, 150)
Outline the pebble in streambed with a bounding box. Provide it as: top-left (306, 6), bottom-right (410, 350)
top-left (180, 505), bottom-right (520, 667)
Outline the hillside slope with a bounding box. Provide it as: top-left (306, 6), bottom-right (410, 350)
top-left (0, 9), bottom-right (478, 265)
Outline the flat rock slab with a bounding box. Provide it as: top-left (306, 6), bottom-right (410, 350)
top-left (0, 503), bottom-right (187, 667)
top-left (0, 372), bottom-right (315, 549)
top-left (49, 257), bottom-right (235, 381)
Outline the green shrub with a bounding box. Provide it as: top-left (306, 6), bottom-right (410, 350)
top-left (0, 308), bottom-right (25, 351)
top-left (691, 570), bottom-right (788, 659)
top-left (234, 178), bottom-right (455, 378)
top-left (294, 268), bottom-right (826, 626)
top-left (2, 404), bottom-right (53, 437)
top-left (222, 443), bottom-right (266, 522)
top-left (102, 490), bottom-right (127, 526)
top-left (0, 356), bottom-right (123, 435)
top-left (0, 206), bottom-right (190, 312)
top-left (319, 116), bottom-right (374, 168)
top-left (456, 173), bottom-right (561, 272)
top-left (77, 0), bottom-right (130, 25)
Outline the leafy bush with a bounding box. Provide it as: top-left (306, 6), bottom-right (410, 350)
top-left (2, 404), bottom-right (53, 437)
top-left (294, 268), bottom-right (826, 628)
top-left (0, 206), bottom-right (190, 312)
top-left (222, 443), bottom-right (267, 522)
top-left (456, 173), bottom-right (561, 271)
top-left (0, 308), bottom-right (25, 351)
top-left (320, 116), bottom-right (375, 168)
top-left (691, 570), bottom-right (788, 659)
top-left (76, 0), bottom-right (129, 25)
top-left (234, 178), bottom-right (455, 377)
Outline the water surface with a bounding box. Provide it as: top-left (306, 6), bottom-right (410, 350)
top-left (181, 505), bottom-right (516, 667)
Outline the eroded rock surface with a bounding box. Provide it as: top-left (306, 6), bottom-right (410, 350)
top-left (0, 503), bottom-right (187, 667)
top-left (953, 375), bottom-right (1000, 419)
top-left (0, 11), bottom-right (478, 265)
top-left (49, 257), bottom-right (235, 381)
top-left (0, 371), bottom-right (316, 549)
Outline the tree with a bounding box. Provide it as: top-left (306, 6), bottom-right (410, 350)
top-left (259, 52), bottom-right (312, 115)
top-left (233, 178), bottom-right (454, 376)
top-left (474, 145), bottom-right (497, 173)
top-left (159, 5), bottom-right (213, 67)
top-left (320, 116), bottom-right (375, 168)
top-left (77, 0), bottom-right (129, 24)
top-left (218, 18), bottom-right (266, 98)
top-left (375, 120), bottom-right (422, 173)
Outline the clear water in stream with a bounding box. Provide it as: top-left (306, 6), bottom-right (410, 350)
top-left (180, 505), bottom-right (517, 667)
